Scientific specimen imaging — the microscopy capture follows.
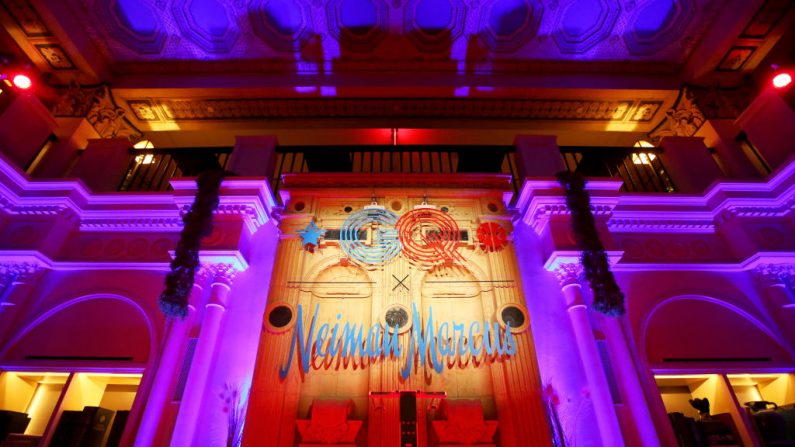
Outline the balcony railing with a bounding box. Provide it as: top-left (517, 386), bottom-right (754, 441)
top-left (271, 145), bottom-right (520, 200)
top-left (115, 144), bottom-right (676, 196)
top-left (118, 147), bottom-right (232, 192)
top-left (560, 146), bottom-right (676, 193)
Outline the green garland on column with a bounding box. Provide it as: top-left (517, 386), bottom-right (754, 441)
top-left (556, 171), bottom-right (625, 316)
top-left (158, 170), bottom-right (224, 318)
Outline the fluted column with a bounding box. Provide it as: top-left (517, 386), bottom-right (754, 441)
top-left (170, 264), bottom-right (239, 447)
top-left (135, 269), bottom-right (207, 447)
top-left (753, 264), bottom-right (795, 346)
top-left (602, 317), bottom-right (660, 446)
top-left (0, 262), bottom-right (45, 349)
top-left (552, 263), bottom-right (625, 447)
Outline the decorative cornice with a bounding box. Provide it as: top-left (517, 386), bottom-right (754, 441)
top-left (79, 216), bottom-right (184, 232)
top-left (0, 155), bottom-right (276, 239)
top-left (513, 161), bottom-right (795, 236)
top-left (719, 197), bottom-right (795, 220)
top-left (206, 203), bottom-right (266, 234)
top-left (512, 179), bottom-right (621, 235)
top-left (0, 196), bottom-right (73, 216)
top-left (128, 97), bottom-right (660, 123)
top-left (609, 252), bottom-right (795, 273)
top-left (171, 178), bottom-right (276, 235)
top-left (606, 217), bottom-right (715, 234)
top-left (175, 203), bottom-right (261, 234)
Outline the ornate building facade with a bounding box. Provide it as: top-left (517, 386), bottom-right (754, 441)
top-left (0, 0), bottom-right (794, 446)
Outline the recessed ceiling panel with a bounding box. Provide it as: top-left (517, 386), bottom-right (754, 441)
top-left (57, 0), bottom-right (737, 71)
top-left (554, 0), bottom-right (620, 54)
top-left (249, 0), bottom-right (314, 52)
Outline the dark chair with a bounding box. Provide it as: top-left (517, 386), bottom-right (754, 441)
top-left (746, 401), bottom-right (795, 446)
top-left (668, 412), bottom-right (701, 447)
top-left (0, 411), bottom-right (30, 442)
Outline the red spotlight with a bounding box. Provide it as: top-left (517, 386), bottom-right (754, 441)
top-left (772, 72), bottom-right (792, 89)
top-left (12, 74), bottom-right (31, 90)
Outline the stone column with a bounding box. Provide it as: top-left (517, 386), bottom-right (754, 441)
top-left (753, 264), bottom-right (795, 347)
top-left (32, 118), bottom-right (99, 179)
top-left (513, 135), bottom-right (566, 178)
top-left (228, 135), bottom-right (278, 178)
top-left (0, 94), bottom-right (57, 170)
top-left (134, 270), bottom-right (207, 447)
top-left (552, 263), bottom-right (625, 447)
top-left (658, 136), bottom-right (724, 193)
top-left (602, 317), bottom-right (660, 446)
top-left (0, 262), bottom-right (45, 348)
top-left (735, 91), bottom-right (795, 171)
top-left (695, 120), bottom-right (760, 179)
top-left (170, 264), bottom-right (239, 447)
top-left (69, 138), bottom-right (132, 192)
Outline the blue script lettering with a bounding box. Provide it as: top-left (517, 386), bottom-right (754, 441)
top-left (278, 303), bottom-right (516, 379)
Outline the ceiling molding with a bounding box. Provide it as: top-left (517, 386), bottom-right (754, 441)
top-left (122, 96), bottom-right (665, 124)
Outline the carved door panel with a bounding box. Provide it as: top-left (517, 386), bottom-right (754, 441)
top-left (296, 263), bottom-right (374, 441)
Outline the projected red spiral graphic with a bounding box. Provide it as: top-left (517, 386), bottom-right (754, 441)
top-left (396, 208), bottom-right (461, 264)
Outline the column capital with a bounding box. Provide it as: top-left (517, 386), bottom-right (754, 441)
top-left (202, 262), bottom-right (243, 286)
top-left (197, 251), bottom-right (249, 287)
top-left (192, 267), bottom-right (210, 288)
top-left (543, 250), bottom-right (623, 289)
top-left (544, 250), bottom-right (584, 288)
top-left (551, 263), bottom-right (583, 288)
top-left (0, 261), bottom-right (46, 285)
top-left (753, 263), bottom-right (795, 287)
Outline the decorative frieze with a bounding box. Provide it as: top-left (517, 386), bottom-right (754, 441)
top-left (51, 83), bottom-right (143, 140)
top-left (648, 84), bottom-right (754, 144)
top-left (134, 97), bottom-right (648, 122)
top-left (524, 203), bottom-right (615, 235)
top-left (607, 218), bottom-right (715, 234)
top-left (720, 197), bottom-right (795, 219)
top-left (0, 197), bottom-right (72, 216)
top-left (79, 217), bottom-right (184, 232)
top-left (648, 86), bottom-right (705, 143)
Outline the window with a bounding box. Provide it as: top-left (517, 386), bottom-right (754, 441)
top-left (0, 371), bottom-right (142, 444)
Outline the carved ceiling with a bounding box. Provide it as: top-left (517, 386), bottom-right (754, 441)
top-left (2, 0), bottom-right (792, 147)
top-left (36, 0), bottom-right (743, 74)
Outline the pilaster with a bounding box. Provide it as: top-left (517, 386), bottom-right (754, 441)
top-left (170, 260), bottom-right (246, 447)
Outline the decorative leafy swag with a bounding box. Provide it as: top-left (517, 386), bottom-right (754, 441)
top-left (159, 170), bottom-right (224, 318)
top-left (556, 171), bottom-right (625, 316)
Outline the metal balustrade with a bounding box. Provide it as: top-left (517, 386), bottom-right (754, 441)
top-left (118, 147), bottom-right (232, 192)
top-left (560, 146), bottom-right (676, 193)
top-left (116, 144), bottom-right (676, 196)
top-left (271, 145), bottom-right (521, 202)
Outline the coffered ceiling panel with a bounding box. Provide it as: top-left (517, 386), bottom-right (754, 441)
top-left (54, 0), bottom-right (740, 70)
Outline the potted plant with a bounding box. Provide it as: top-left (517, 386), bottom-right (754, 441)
top-left (689, 397), bottom-right (710, 420)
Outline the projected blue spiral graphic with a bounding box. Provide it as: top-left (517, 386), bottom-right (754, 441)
top-left (340, 207), bottom-right (401, 264)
